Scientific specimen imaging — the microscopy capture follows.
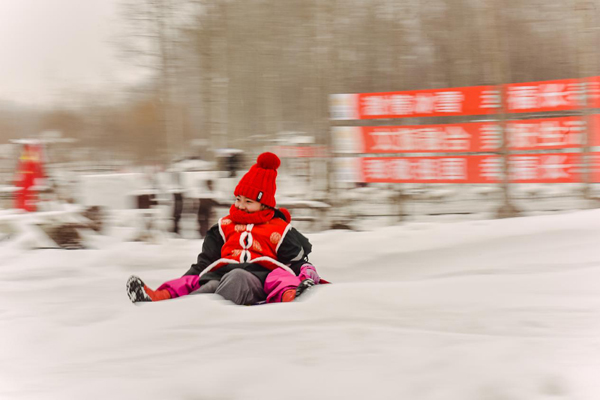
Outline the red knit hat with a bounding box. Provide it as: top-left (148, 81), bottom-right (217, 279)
top-left (234, 152), bottom-right (280, 207)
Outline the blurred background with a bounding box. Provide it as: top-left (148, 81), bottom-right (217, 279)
top-left (4, 3), bottom-right (600, 398)
top-left (1, 0), bottom-right (599, 241)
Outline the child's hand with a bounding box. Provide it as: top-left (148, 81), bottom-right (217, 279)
top-left (299, 263), bottom-right (320, 284)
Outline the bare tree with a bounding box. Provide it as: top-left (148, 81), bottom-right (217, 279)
top-left (117, 0), bottom-right (196, 164)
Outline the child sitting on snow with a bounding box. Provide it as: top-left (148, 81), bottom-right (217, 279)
top-left (126, 152), bottom-right (321, 305)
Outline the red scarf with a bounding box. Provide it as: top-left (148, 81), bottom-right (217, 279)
top-left (229, 204), bottom-right (275, 224)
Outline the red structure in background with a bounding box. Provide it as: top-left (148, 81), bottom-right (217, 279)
top-left (14, 143), bottom-right (45, 212)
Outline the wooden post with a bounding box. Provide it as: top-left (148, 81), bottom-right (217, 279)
top-left (488, 0), bottom-right (520, 218)
top-left (575, 0), bottom-right (600, 206)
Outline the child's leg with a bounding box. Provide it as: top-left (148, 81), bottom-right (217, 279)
top-left (156, 275), bottom-right (201, 298)
top-left (214, 269), bottom-right (266, 305)
top-left (264, 269), bottom-right (301, 303)
top-left (127, 275), bottom-right (201, 303)
top-left (191, 279), bottom-right (219, 294)
top-left (127, 275), bottom-right (172, 303)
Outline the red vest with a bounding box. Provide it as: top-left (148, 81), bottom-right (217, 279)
top-left (198, 216), bottom-right (295, 279)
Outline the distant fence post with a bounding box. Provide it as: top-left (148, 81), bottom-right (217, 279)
top-left (495, 83), bottom-right (520, 219)
top-left (581, 79), bottom-right (600, 206)
top-left (575, 0), bottom-right (600, 206)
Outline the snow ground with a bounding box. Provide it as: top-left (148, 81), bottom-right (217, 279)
top-left (1, 209), bottom-right (600, 400)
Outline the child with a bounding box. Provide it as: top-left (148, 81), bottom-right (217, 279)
top-left (126, 152), bottom-right (322, 305)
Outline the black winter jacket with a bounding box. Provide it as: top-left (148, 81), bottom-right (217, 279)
top-left (183, 209), bottom-right (312, 284)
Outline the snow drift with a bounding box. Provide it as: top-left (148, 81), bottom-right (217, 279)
top-left (1, 209), bottom-right (599, 400)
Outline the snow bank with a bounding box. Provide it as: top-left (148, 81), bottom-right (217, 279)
top-left (1, 209), bottom-right (600, 399)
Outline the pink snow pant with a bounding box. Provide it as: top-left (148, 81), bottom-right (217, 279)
top-left (264, 269), bottom-right (301, 303)
top-left (157, 272), bottom-right (295, 303)
top-left (156, 264), bottom-right (319, 303)
top-left (157, 275), bottom-right (201, 298)
top-left (264, 264), bottom-right (320, 303)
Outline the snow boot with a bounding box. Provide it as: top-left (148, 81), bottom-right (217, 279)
top-left (281, 289), bottom-right (296, 302)
top-left (127, 276), bottom-right (172, 303)
top-left (280, 279), bottom-right (315, 302)
top-left (126, 276), bottom-right (152, 303)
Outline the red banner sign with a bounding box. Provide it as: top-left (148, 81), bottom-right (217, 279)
top-left (333, 123), bottom-right (492, 153)
top-left (505, 116), bottom-right (588, 150)
top-left (504, 78), bottom-right (583, 114)
top-left (505, 153), bottom-right (582, 183)
top-left (592, 115), bottom-right (600, 147)
top-left (333, 115), bottom-right (593, 154)
top-left (591, 153), bottom-right (600, 183)
top-left (331, 77), bottom-right (600, 121)
top-left (336, 154), bottom-right (582, 184)
top-left (330, 85), bottom-right (499, 120)
top-left (359, 156), bottom-right (482, 183)
top-left (586, 76), bottom-right (600, 109)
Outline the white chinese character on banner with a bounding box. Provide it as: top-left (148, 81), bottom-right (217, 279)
top-left (440, 158), bottom-right (467, 180)
top-left (540, 155), bottom-right (570, 180)
top-left (592, 154), bottom-right (600, 181)
top-left (589, 81), bottom-right (600, 105)
top-left (508, 123), bottom-right (538, 148)
top-left (480, 89), bottom-right (501, 109)
top-left (419, 127), bottom-right (444, 151)
top-left (435, 91), bottom-right (464, 113)
top-left (566, 82), bottom-right (585, 106)
top-left (445, 126), bottom-right (471, 151)
top-left (398, 128), bottom-right (416, 151)
top-left (480, 124), bottom-right (502, 150)
top-left (390, 94), bottom-right (414, 116)
top-left (370, 131), bottom-right (395, 151)
top-left (411, 128), bottom-right (425, 150)
top-left (539, 84), bottom-right (570, 108)
top-left (391, 159), bottom-right (412, 180)
top-left (414, 93), bottom-right (436, 114)
top-left (362, 96), bottom-right (389, 116)
top-left (507, 86), bottom-right (538, 110)
top-left (509, 156), bottom-right (538, 181)
top-left (416, 158), bottom-right (439, 180)
top-left (364, 159), bottom-right (390, 180)
top-left (390, 129), bottom-right (405, 152)
top-left (538, 121), bottom-right (564, 147)
top-left (563, 120), bottom-right (585, 145)
top-left (480, 157), bottom-right (502, 181)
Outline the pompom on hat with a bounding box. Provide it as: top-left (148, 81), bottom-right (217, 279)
top-left (234, 152), bottom-right (280, 208)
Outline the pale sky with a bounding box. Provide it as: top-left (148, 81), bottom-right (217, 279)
top-left (0, 0), bottom-right (142, 107)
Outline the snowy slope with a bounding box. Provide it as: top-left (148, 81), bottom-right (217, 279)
top-left (1, 209), bottom-right (600, 400)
